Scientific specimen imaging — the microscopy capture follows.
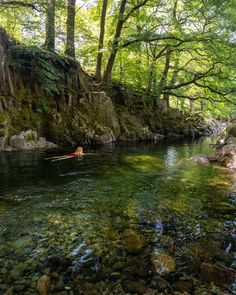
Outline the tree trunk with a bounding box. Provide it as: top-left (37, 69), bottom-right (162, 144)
top-left (65, 0), bottom-right (76, 58)
top-left (44, 0), bottom-right (55, 51)
top-left (164, 56), bottom-right (179, 107)
top-left (103, 0), bottom-right (127, 82)
top-left (95, 0), bottom-right (108, 80)
top-left (156, 45), bottom-right (171, 104)
top-left (190, 99), bottom-right (195, 113)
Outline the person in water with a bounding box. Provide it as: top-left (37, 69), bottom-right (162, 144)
top-left (67, 147), bottom-right (85, 157)
top-left (45, 146), bottom-right (87, 162)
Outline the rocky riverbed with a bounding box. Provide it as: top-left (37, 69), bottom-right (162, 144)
top-left (1, 205), bottom-right (235, 295)
top-left (0, 139), bottom-right (236, 295)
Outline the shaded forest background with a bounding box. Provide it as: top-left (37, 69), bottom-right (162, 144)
top-left (1, 0), bottom-right (236, 118)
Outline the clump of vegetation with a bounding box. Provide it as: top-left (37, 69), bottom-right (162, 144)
top-left (9, 45), bottom-right (77, 95)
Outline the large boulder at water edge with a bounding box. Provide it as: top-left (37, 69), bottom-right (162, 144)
top-left (9, 130), bottom-right (57, 150)
top-left (213, 122), bottom-right (236, 168)
top-left (193, 121), bottom-right (236, 169)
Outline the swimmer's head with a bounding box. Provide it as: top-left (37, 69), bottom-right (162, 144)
top-left (75, 147), bottom-right (84, 155)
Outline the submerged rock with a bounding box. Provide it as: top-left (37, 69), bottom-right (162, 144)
top-left (190, 240), bottom-right (222, 265)
top-left (123, 229), bottom-right (144, 254)
top-left (191, 155), bottom-right (210, 164)
top-left (74, 282), bottom-right (102, 295)
top-left (174, 280), bottom-right (194, 293)
top-left (200, 262), bottom-right (236, 286)
top-left (36, 275), bottom-right (51, 295)
top-left (122, 280), bottom-right (147, 295)
top-left (152, 253), bottom-right (175, 275)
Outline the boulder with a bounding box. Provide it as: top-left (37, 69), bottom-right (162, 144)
top-left (208, 121), bottom-right (236, 169)
top-left (35, 137), bottom-right (47, 148)
top-left (226, 123), bottom-right (236, 138)
top-left (152, 253), bottom-right (175, 275)
top-left (174, 280), bottom-right (194, 293)
top-left (191, 155), bottom-right (210, 164)
top-left (46, 141), bottom-right (57, 148)
top-left (122, 280), bottom-right (147, 295)
top-left (10, 134), bottom-right (29, 149)
top-left (200, 263), bottom-right (236, 286)
top-left (9, 130), bottom-right (57, 150)
top-left (220, 155), bottom-right (236, 169)
top-left (93, 127), bottom-right (116, 145)
top-left (36, 275), bottom-right (51, 295)
top-left (0, 136), bottom-right (7, 149)
top-left (89, 92), bottom-right (120, 137)
top-left (123, 229), bottom-right (144, 254)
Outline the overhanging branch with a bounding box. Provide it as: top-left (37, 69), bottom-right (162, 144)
top-left (0, 1), bottom-right (38, 10)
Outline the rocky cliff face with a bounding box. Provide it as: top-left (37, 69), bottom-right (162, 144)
top-left (0, 29), bottom-right (216, 150)
top-left (0, 29), bottom-right (123, 149)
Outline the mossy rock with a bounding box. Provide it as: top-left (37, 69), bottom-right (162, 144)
top-left (226, 123), bottom-right (236, 138)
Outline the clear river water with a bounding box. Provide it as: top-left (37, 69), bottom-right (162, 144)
top-left (0, 137), bottom-right (236, 294)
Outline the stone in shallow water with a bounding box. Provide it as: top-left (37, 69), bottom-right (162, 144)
top-left (190, 240), bottom-right (222, 265)
top-left (149, 275), bottom-right (170, 292)
top-left (122, 280), bottom-right (147, 295)
top-left (36, 275), bottom-right (51, 295)
top-left (123, 229), bottom-right (144, 254)
top-left (75, 283), bottom-right (102, 295)
top-left (174, 280), bottom-right (194, 293)
top-left (152, 253), bottom-right (175, 275)
top-left (200, 262), bottom-right (236, 286)
top-left (105, 229), bottom-right (119, 241)
top-left (191, 155), bottom-right (210, 164)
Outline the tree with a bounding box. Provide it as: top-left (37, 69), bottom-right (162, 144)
top-left (95, 0), bottom-right (108, 80)
top-left (103, 0), bottom-right (148, 82)
top-left (44, 0), bottom-right (56, 50)
top-left (65, 0), bottom-right (76, 57)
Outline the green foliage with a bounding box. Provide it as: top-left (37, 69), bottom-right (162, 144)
top-left (1, 0), bottom-right (236, 119)
top-left (8, 45), bottom-right (74, 95)
top-left (8, 107), bottom-right (42, 135)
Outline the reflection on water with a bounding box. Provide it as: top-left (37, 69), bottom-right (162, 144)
top-left (0, 138), bottom-right (236, 294)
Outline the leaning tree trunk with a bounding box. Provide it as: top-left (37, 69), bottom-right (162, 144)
top-left (95, 0), bottom-right (108, 80)
top-left (65, 0), bottom-right (76, 58)
top-left (156, 45), bottom-right (171, 106)
top-left (44, 0), bottom-right (56, 51)
top-left (103, 0), bottom-right (127, 82)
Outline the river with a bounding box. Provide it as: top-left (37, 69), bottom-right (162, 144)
top-left (0, 137), bottom-right (235, 294)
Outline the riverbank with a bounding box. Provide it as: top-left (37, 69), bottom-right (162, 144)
top-left (0, 29), bottom-right (221, 151)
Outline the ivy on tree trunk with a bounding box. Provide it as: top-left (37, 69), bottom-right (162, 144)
top-left (44, 0), bottom-right (56, 51)
top-left (65, 0), bottom-right (76, 58)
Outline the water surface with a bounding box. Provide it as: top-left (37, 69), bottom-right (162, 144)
top-left (0, 138), bottom-right (235, 294)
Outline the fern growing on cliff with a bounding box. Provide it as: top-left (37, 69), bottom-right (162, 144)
top-left (8, 45), bottom-right (77, 95)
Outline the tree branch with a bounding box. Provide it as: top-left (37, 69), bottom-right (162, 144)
top-left (124, 0), bottom-right (149, 22)
top-left (0, 1), bottom-right (37, 10)
top-left (164, 63), bottom-right (217, 90)
top-left (193, 81), bottom-right (232, 97)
